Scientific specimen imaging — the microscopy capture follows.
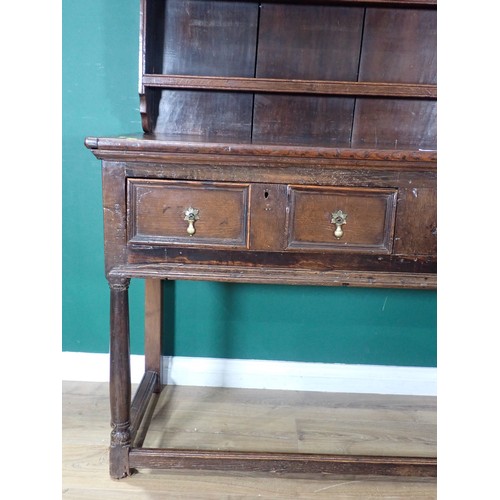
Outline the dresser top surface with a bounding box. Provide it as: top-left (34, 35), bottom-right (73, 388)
top-left (84, 133), bottom-right (437, 164)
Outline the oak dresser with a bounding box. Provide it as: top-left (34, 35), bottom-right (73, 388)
top-left (85, 0), bottom-right (437, 479)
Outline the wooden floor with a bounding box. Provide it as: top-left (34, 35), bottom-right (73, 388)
top-left (62, 381), bottom-right (437, 499)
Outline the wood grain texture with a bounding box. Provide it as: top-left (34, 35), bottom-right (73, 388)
top-left (101, 162), bottom-right (128, 274)
top-left (130, 371), bottom-right (159, 442)
top-left (155, 90), bottom-right (254, 140)
top-left (144, 279), bottom-right (163, 387)
top-left (139, 0), bottom-right (165, 131)
top-left (125, 246), bottom-right (436, 273)
top-left (139, 88), bottom-right (162, 133)
top-left (109, 263), bottom-right (436, 289)
top-left (252, 3), bottom-right (364, 145)
top-left (161, 0), bottom-right (258, 77)
top-left (351, 98), bottom-right (437, 150)
top-left (252, 94), bottom-right (356, 147)
top-left (129, 448), bottom-right (435, 476)
top-left (249, 183), bottom-right (288, 251)
top-left (128, 179), bottom-right (250, 248)
top-left (108, 277), bottom-right (132, 479)
top-left (142, 74), bottom-right (437, 98)
top-left (359, 8), bottom-right (437, 85)
top-left (85, 135), bottom-right (437, 163)
top-left (394, 187), bottom-right (437, 256)
top-left (287, 186), bottom-right (397, 253)
top-left (151, 0), bottom-right (258, 137)
top-left (256, 3), bottom-right (364, 81)
top-left (63, 382), bottom-right (437, 497)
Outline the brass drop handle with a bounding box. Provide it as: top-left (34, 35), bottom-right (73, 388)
top-left (183, 207), bottom-right (199, 236)
top-left (331, 210), bottom-right (347, 239)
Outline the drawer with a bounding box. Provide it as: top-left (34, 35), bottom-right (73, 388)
top-left (127, 179), bottom-right (250, 248)
top-left (287, 186), bottom-right (397, 253)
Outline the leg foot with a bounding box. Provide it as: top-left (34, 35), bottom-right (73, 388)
top-left (110, 442), bottom-right (130, 479)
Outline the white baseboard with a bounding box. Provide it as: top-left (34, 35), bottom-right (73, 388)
top-left (61, 352), bottom-right (146, 384)
top-left (61, 352), bottom-right (436, 396)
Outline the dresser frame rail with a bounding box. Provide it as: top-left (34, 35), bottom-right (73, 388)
top-left (126, 371), bottom-right (436, 478)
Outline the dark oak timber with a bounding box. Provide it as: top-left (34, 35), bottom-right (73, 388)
top-left (86, 0), bottom-right (437, 481)
top-left (130, 370), bottom-right (159, 442)
top-left (129, 449), bottom-right (436, 477)
top-left (109, 264), bottom-right (436, 289)
top-left (141, 75), bottom-right (437, 99)
top-left (144, 279), bottom-right (163, 392)
top-left (108, 277), bottom-right (132, 479)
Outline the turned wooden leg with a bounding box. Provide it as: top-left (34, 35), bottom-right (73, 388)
top-left (144, 279), bottom-right (163, 393)
top-left (108, 277), bottom-right (132, 479)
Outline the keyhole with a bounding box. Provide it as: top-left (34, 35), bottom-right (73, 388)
top-left (264, 190), bottom-right (269, 199)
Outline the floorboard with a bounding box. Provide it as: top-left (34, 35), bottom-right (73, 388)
top-left (62, 381), bottom-right (436, 499)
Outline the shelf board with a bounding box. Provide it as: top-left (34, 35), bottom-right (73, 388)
top-left (250, 0), bottom-right (436, 5)
top-left (142, 75), bottom-right (436, 99)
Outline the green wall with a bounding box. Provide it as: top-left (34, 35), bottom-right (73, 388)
top-left (62, 0), bottom-right (436, 367)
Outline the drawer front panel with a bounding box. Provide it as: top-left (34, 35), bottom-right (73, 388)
top-left (287, 186), bottom-right (397, 253)
top-left (128, 179), bottom-right (249, 248)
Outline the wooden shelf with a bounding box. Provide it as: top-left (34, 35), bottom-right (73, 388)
top-left (219, 0), bottom-right (437, 5)
top-left (139, 0), bottom-right (437, 147)
top-left (142, 75), bottom-right (437, 99)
